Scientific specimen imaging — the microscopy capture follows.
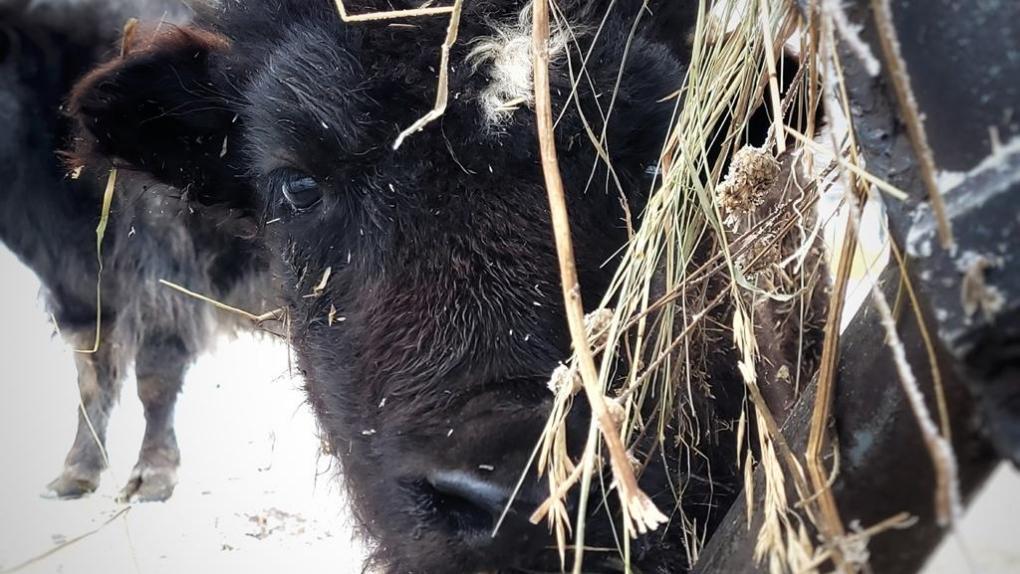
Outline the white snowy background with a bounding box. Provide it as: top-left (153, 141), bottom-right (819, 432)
top-left (0, 243), bottom-right (1017, 574)
top-left (0, 246), bottom-right (366, 573)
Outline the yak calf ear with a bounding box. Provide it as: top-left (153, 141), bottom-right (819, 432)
top-left (70, 24), bottom-right (239, 199)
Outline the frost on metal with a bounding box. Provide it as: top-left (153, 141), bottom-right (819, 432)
top-left (907, 136), bottom-right (1020, 261)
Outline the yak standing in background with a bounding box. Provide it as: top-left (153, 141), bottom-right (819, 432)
top-left (68, 0), bottom-right (818, 572)
top-left (0, 0), bottom-right (275, 502)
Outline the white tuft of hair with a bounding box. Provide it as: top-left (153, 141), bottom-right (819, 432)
top-left (467, 3), bottom-right (569, 129)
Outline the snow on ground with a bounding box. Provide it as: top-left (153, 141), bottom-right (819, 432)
top-left (0, 246), bottom-right (366, 574)
top-left (924, 465), bottom-right (1020, 574)
top-left (0, 242), bottom-right (1017, 574)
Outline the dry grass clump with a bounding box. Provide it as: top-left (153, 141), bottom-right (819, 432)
top-left (526, 0), bottom-right (826, 570)
top-left (718, 146), bottom-right (781, 223)
top-left (524, 0), bottom-right (958, 572)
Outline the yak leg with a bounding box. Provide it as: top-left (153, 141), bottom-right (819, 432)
top-left (46, 329), bottom-right (125, 498)
top-left (118, 331), bottom-right (193, 502)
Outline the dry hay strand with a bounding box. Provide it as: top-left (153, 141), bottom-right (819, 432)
top-left (74, 167), bottom-right (118, 355)
top-left (158, 279), bottom-right (285, 327)
top-left (334, 0), bottom-right (455, 22)
top-left (530, 2), bottom-right (667, 570)
top-left (333, 0), bottom-right (464, 150)
top-left (0, 507), bottom-right (132, 574)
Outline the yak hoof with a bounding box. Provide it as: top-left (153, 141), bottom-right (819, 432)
top-left (44, 467), bottom-right (101, 499)
top-left (117, 464), bottom-right (178, 503)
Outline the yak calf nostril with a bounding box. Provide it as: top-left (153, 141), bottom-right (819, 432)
top-left (427, 471), bottom-right (508, 515)
top-left (427, 470), bottom-right (511, 517)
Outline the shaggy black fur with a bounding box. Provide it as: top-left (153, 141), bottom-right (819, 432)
top-left (0, 1), bottom-right (274, 502)
top-left (69, 1), bottom-right (765, 571)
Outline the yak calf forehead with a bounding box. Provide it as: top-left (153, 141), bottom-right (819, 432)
top-left (232, 5), bottom-right (552, 178)
top-left (241, 25), bottom-right (385, 176)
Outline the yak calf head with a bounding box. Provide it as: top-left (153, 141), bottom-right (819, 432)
top-left (70, 1), bottom-right (698, 571)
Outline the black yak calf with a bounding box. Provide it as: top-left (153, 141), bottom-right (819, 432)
top-left (68, 0), bottom-right (802, 571)
top-left (1, 0), bottom-right (275, 502)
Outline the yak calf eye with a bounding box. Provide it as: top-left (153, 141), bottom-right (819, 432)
top-left (279, 170), bottom-right (322, 211)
